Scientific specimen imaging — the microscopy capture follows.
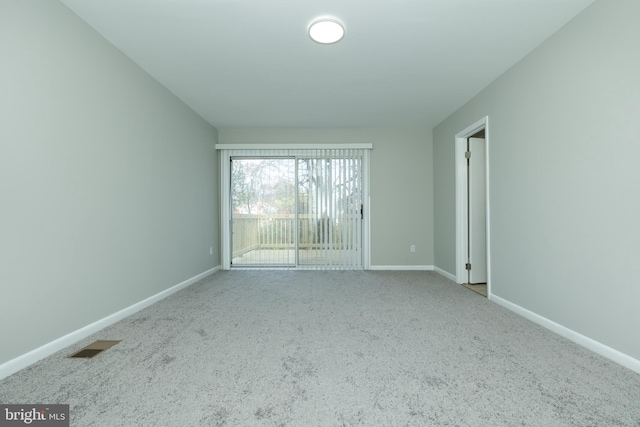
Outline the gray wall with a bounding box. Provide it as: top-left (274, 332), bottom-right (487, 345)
top-left (433, 0), bottom-right (640, 359)
top-left (219, 128), bottom-right (434, 267)
top-left (0, 1), bottom-right (219, 365)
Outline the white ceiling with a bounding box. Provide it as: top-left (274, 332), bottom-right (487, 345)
top-left (59, 0), bottom-right (595, 129)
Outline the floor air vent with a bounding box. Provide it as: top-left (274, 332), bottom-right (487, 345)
top-left (69, 340), bottom-right (120, 359)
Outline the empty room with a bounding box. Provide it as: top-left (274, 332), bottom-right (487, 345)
top-left (1, 0), bottom-right (639, 425)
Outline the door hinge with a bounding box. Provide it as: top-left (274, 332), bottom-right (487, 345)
top-left (360, 204), bottom-right (364, 219)
top-left (465, 151), bottom-right (471, 159)
top-left (465, 263), bottom-right (471, 270)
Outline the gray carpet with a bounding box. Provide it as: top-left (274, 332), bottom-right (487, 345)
top-left (1, 271), bottom-right (639, 426)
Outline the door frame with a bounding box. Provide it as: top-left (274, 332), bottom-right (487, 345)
top-left (455, 117), bottom-right (491, 296)
top-left (217, 144), bottom-right (371, 270)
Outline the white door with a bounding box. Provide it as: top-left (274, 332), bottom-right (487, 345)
top-left (468, 137), bottom-right (487, 283)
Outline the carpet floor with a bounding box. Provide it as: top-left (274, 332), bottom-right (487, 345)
top-left (1, 271), bottom-right (639, 426)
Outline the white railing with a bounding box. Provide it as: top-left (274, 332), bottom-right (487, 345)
top-left (232, 213), bottom-right (360, 259)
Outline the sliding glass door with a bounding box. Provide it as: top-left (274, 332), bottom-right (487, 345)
top-left (229, 149), bottom-right (363, 269)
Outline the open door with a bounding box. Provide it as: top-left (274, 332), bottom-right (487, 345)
top-left (467, 137), bottom-right (487, 284)
top-left (455, 117), bottom-right (490, 293)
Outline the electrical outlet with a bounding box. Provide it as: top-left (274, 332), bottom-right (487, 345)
top-left (410, 245), bottom-right (416, 253)
top-left (210, 247), bottom-right (213, 255)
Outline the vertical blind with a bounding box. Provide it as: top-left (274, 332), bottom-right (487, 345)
top-left (224, 147), bottom-right (366, 270)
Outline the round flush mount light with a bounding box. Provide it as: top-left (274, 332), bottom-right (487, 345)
top-left (308, 18), bottom-right (345, 44)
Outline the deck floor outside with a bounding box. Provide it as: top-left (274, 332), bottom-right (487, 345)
top-left (232, 249), bottom-right (361, 268)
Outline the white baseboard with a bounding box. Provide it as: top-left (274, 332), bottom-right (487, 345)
top-left (433, 267), bottom-right (456, 282)
top-left (0, 266), bottom-right (220, 380)
top-left (491, 295), bottom-right (640, 375)
top-left (368, 265), bottom-right (434, 271)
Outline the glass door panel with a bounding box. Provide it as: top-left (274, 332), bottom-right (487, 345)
top-left (297, 155), bottom-right (362, 267)
top-left (231, 158), bottom-right (296, 266)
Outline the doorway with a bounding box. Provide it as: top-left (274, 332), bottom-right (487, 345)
top-left (455, 117), bottom-right (490, 297)
top-left (467, 132), bottom-right (487, 284)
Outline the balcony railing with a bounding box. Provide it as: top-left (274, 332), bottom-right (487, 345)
top-left (232, 213), bottom-right (360, 265)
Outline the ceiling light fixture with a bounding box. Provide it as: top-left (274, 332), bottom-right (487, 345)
top-left (308, 18), bottom-right (345, 44)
